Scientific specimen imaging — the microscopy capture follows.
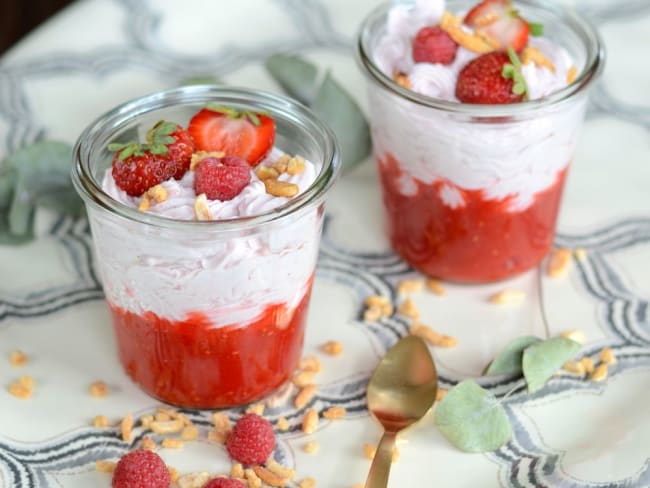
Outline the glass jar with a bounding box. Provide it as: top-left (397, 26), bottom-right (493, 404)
top-left (357, 0), bottom-right (604, 282)
top-left (72, 85), bottom-right (340, 408)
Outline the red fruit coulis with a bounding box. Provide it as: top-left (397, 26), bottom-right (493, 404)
top-left (109, 279), bottom-right (313, 408)
top-left (378, 153), bottom-right (568, 283)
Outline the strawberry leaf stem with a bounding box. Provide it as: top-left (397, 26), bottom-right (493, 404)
top-left (502, 47), bottom-right (529, 100)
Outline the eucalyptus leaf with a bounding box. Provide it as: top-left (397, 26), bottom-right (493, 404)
top-left (485, 336), bottom-right (541, 376)
top-left (265, 53), bottom-right (318, 106)
top-left (0, 164), bottom-right (15, 209)
top-left (434, 380), bottom-right (512, 453)
top-left (311, 71), bottom-right (371, 171)
top-left (522, 337), bottom-right (581, 392)
top-left (8, 189), bottom-right (34, 237)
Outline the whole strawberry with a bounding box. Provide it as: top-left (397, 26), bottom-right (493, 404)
top-left (455, 51), bottom-right (524, 104)
top-left (112, 450), bottom-right (169, 488)
top-left (193, 156), bottom-right (251, 201)
top-left (108, 120), bottom-right (195, 196)
top-left (412, 26), bottom-right (458, 65)
top-left (226, 413), bottom-right (275, 465)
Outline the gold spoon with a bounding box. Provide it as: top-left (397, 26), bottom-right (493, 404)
top-left (364, 335), bottom-right (438, 488)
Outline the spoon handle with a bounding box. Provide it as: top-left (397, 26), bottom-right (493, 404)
top-left (364, 431), bottom-right (397, 488)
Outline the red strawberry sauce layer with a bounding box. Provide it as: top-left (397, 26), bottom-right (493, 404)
top-left (109, 277), bottom-right (313, 408)
top-left (378, 154), bottom-right (568, 282)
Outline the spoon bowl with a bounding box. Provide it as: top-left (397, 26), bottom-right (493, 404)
top-left (364, 335), bottom-right (438, 488)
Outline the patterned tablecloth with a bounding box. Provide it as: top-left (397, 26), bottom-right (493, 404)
top-left (1, 0), bottom-right (650, 487)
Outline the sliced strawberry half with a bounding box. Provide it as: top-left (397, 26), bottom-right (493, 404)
top-left (188, 105), bottom-right (275, 166)
top-left (464, 0), bottom-right (530, 52)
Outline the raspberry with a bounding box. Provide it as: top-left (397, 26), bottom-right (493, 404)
top-left (412, 26), bottom-right (458, 65)
top-left (204, 478), bottom-right (247, 488)
top-left (225, 413), bottom-right (275, 465)
top-left (112, 450), bottom-right (169, 488)
top-left (193, 156), bottom-right (251, 201)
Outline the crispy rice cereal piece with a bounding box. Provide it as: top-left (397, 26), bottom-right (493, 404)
top-left (267, 459), bottom-right (296, 480)
top-left (293, 371), bottom-right (317, 388)
top-left (489, 289), bottom-right (526, 304)
top-left (426, 278), bottom-right (446, 296)
top-left (264, 179), bottom-right (299, 198)
top-left (522, 46), bottom-right (556, 72)
top-left (95, 460), bottom-right (117, 473)
top-left (363, 443), bottom-right (376, 460)
top-left (299, 478), bottom-right (317, 488)
top-left (155, 412), bottom-right (172, 422)
top-left (295, 385), bottom-right (318, 409)
top-left (208, 429), bottom-right (229, 444)
top-left (181, 425), bottom-right (199, 441)
top-left (436, 389), bottom-right (447, 402)
top-left (138, 194), bottom-right (151, 211)
top-left (581, 357), bottom-right (595, 374)
top-left (600, 347), bottom-right (617, 365)
top-left (398, 298), bottom-right (420, 320)
top-left (299, 355), bottom-right (322, 373)
top-left (277, 417), bottom-right (290, 431)
top-left (121, 413), bottom-right (134, 442)
top-left (161, 438), bottom-right (184, 449)
top-left (363, 306), bottom-right (383, 322)
top-left (560, 329), bottom-right (586, 344)
top-left (591, 363), bottom-right (608, 382)
top-left (287, 155), bottom-right (307, 176)
top-left (410, 323), bottom-right (458, 348)
top-left (151, 419), bottom-right (184, 435)
top-left (190, 150), bottom-right (225, 171)
top-left (178, 472), bottom-right (211, 488)
top-left (322, 407), bottom-right (346, 420)
top-left (563, 360), bottom-right (586, 375)
top-left (574, 247), bottom-right (588, 261)
top-left (9, 350), bottom-right (27, 367)
top-left (230, 463), bottom-right (245, 479)
top-left (392, 71), bottom-right (411, 89)
top-left (212, 412), bottom-right (232, 432)
top-left (244, 468), bottom-right (263, 488)
top-left (440, 11), bottom-right (496, 53)
top-left (140, 414), bottom-right (154, 429)
top-left (141, 436), bottom-right (157, 451)
top-left (246, 403), bottom-right (265, 416)
top-left (93, 415), bottom-right (110, 428)
top-left (365, 295), bottom-right (391, 308)
top-left (8, 382), bottom-right (31, 399)
top-left (89, 381), bottom-right (109, 398)
top-left (194, 194), bottom-right (212, 221)
top-left (168, 466), bottom-right (180, 483)
top-left (321, 341), bottom-right (343, 356)
top-left (303, 441), bottom-right (320, 454)
top-left (567, 66), bottom-right (578, 84)
top-left (547, 248), bottom-right (572, 278)
top-left (253, 465), bottom-right (289, 487)
top-left (302, 408), bottom-right (319, 434)
top-left (397, 279), bottom-right (424, 295)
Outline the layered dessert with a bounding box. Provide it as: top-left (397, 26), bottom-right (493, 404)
top-left (360, 0), bottom-right (598, 282)
top-left (90, 103), bottom-right (323, 407)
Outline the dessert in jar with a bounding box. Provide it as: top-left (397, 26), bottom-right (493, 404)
top-left (71, 86), bottom-right (340, 408)
top-left (357, 0), bottom-right (603, 282)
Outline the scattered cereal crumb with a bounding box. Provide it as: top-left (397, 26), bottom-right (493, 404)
top-left (299, 478), bottom-right (317, 488)
top-left (303, 440), bottom-right (320, 454)
top-left (397, 278), bottom-right (424, 295)
top-left (322, 406), bottom-right (346, 420)
top-left (489, 289), bottom-right (526, 305)
top-left (121, 413), bottom-right (134, 442)
top-left (363, 306), bottom-right (383, 322)
top-left (230, 463), bottom-right (245, 479)
top-left (9, 350), bottom-right (27, 367)
top-left (299, 355), bottom-right (322, 373)
top-left (245, 403), bottom-right (265, 416)
top-left (168, 466), bottom-right (180, 483)
top-left (560, 329), bottom-right (586, 344)
top-left (267, 458), bottom-right (296, 480)
top-left (208, 429), bottom-right (229, 444)
top-left (93, 415), bottom-right (109, 428)
top-left (177, 471), bottom-right (210, 488)
top-left (363, 443), bottom-right (376, 460)
top-left (212, 412), bottom-right (232, 432)
top-left (562, 360), bottom-right (586, 375)
top-left (95, 460), bottom-right (116, 473)
top-left (161, 437), bottom-right (183, 449)
top-left (436, 389), bottom-right (447, 402)
top-left (302, 408), bottom-right (319, 434)
top-left (397, 298), bottom-right (420, 320)
top-left (253, 465), bottom-right (289, 487)
top-left (321, 341), bottom-right (343, 356)
top-left (426, 278), bottom-right (446, 296)
top-left (574, 247), bottom-right (587, 261)
top-left (141, 436), bottom-right (157, 451)
top-left (547, 248), bottom-right (572, 278)
top-left (244, 468), bottom-right (263, 488)
top-left (410, 323), bottom-right (457, 348)
top-left (151, 419), bottom-right (184, 435)
top-left (581, 357), bottom-right (595, 374)
top-left (567, 66), bottom-right (578, 84)
top-left (295, 385), bottom-right (318, 409)
top-left (600, 347), bottom-right (617, 365)
top-left (181, 425), bottom-right (199, 441)
top-left (293, 371), bottom-right (316, 388)
top-left (393, 71), bottom-right (410, 89)
top-left (138, 194), bottom-right (151, 211)
top-left (140, 414), bottom-right (154, 429)
top-left (8, 381), bottom-right (32, 399)
top-left (89, 381), bottom-right (109, 398)
top-left (277, 416), bottom-right (290, 432)
top-left (591, 363), bottom-right (608, 382)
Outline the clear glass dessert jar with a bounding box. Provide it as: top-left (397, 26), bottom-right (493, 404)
top-left (357, 0), bottom-right (604, 283)
top-left (72, 86), bottom-right (340, 408)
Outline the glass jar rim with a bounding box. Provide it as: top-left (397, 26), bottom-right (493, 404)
top-left (72, 85), bottom-right (341, 232)
top-left (356, 0), bottom-right (605, 116)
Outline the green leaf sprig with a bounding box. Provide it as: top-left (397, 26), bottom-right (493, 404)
top-left (435, 335), bottom-right (581, 453)
top-left (502, 47), bottom-right (529, 100)
top-left (108, 120), bottom-right (180, 160)
top-left (204, 103), bottom-right (264, 127)
top-left (529, 22), bottom-right (544, 36)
